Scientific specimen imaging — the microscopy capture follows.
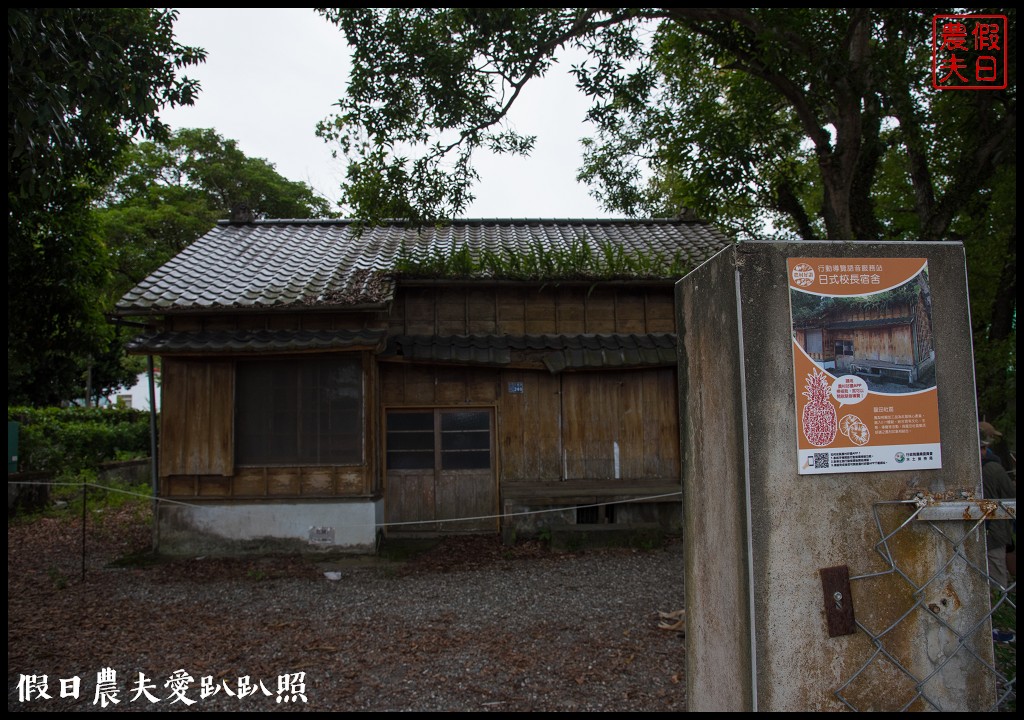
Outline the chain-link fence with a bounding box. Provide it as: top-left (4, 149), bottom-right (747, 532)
top-left (835, 498), bottom-right (1016, 711)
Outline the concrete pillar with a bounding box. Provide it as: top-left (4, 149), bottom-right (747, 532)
top-left (677, 242), bottom-right (993, 711)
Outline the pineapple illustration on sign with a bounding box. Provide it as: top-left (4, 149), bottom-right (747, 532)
top-left (801, 369), bottom-right (838, 447)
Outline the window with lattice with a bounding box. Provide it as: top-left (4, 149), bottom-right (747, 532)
top-left (236, 357), bottom-right (363, 466)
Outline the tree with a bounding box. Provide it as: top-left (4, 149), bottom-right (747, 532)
top-left (318, 7), bottom-right (1015, 428)
top-left (98, 128), bottom-right (336, 303)
top-left (8, 8), bottom-right (204, 405)
top-left (8, 8), bottom-right (205, 206)
top-left (77, 129), bottom-right (334, 406)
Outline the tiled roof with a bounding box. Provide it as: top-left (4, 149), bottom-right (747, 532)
top-left (125, 329), bottom-right (388, 355)
top-left (792, 315), bottom-right (914, 330)
top-left (115, 218), bottom-right (730, 314)
top-left (383, 333), bottom-right (677, 372)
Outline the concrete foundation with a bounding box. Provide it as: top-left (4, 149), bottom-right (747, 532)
top-left (500, 499), bottom-right (682, 542)
top-left (157, 499), bottom-right (384, 555)
top-left (678, 242), bottom-right (993, 711)
top-left (548, 523), bottom-right (664, 552)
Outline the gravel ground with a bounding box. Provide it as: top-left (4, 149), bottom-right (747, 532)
top-left (8, 509), bottom-right (687, 712)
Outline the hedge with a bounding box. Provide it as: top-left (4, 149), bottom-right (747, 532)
top-left (8, 406), bottom-right (153, 476)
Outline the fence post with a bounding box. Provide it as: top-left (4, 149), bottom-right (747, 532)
top-left (678, 241), bottom-right (995, 711)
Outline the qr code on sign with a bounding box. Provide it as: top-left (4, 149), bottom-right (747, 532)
top-left (813, 453), bottom-right (830, 469)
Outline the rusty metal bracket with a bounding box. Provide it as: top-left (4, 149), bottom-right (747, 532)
top-left (912, 496), bottom-right (1016, 522)
top-left (820, 565), bottom-right (856, 637)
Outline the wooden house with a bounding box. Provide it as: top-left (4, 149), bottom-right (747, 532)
top-left (115, 218), bottom-right (729, 553)
top-left (792, 271), bottom-right (935, 386)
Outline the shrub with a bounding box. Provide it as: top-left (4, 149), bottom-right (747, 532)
top-left (8, 406), bottom-right (152, 476)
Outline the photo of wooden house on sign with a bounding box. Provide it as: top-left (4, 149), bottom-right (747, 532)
top-left (790, 260), bottom-right (936, 390)
top-left (115, 218), bottom-right (729, 553)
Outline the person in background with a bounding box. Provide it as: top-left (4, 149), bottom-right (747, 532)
top-left (980, 422), bottom-right (1015, 593)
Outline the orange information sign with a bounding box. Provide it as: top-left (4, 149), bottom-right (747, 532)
top-left (788, 258), bottom-right (942, 474)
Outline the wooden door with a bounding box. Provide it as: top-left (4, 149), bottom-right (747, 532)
top-left (834, 337), bottom-right (854, 372)
top-left (385, 408), bottom-right (496, 533)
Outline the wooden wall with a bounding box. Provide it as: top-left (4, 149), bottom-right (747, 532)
top-left (833, 300), bottom-right (916, 365)
top-left (165, 310), bottom-right (388, 333)
top-left (560, 370), bottom-right (679, 480)
top-left (156, 283), bottom-right (680, 500)
top-left (163, 467), bottom-right (366, 498)
top-left (852, 326), bottom-right (914, 365)
top-left (380, 363), bottom-right (680, 484)
top-left (160, 359), bottom-right (234, 477)
top-left (495, 371), bottom-right (563, 481)
top-left (798, 300), bottom-right (922, 366)
top-left (389, 283), bottom-right (676, 336)
top-left (160, 353), bottom-right (378, 499)
top-left (795, 329), bottom-right (828, 362)
top-left (913, 294), bottom-right (934, 364)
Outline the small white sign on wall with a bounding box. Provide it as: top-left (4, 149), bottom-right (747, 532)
top-left (308, 526), bottom-right (335, 544)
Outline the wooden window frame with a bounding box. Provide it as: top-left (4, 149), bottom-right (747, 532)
top-left (386, 408), bottom-right (493, 473)
top-left (235, 356), bottom-right (364, 467)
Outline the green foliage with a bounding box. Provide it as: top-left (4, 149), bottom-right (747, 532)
top-left (958, 165), bottom-right (1016, 431)
top-left (791, 280), bottom-right (923, 322)
top-left (97, 128), bottom-right (336, 303)
top-left (7, 8), bottom-right (205, 204)
top-left (247, 568), bottom-right (269, 582)
top-left (394, 236), bottom-right (690, 280)
top-left (319, 9), bottom-right (1010, 239)
top-left (9, 406), bottom-right (152, 477)
top-left (7, 198), bottom-right (125, 405)
top-left (578, 16), bottom-right (812, 241)
top-left (8, 9), bottom-right (205, 406)
top-left (47, 566), bottom-right (69, 591)
top-left (29, 466), bottom-right (153, 534)
top-left (316, 8), bottom-right (571, 223)
top-left (107, 128), bottom-right (336, 222)
top-left (320, 7), bottom-right (1015, 437)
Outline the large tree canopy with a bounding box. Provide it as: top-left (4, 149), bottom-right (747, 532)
top-left (8, 8), bottom-right (205, 205)
top-left (318, 7), bottom-right (1015, 428)
top-left (8, 8), bottom-right (205, 406)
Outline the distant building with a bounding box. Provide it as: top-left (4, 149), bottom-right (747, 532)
top-left (109, 371), bottom-right (162, 412)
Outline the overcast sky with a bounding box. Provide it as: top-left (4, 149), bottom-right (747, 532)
top-left (158, 8), bottom-right (614, 220)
